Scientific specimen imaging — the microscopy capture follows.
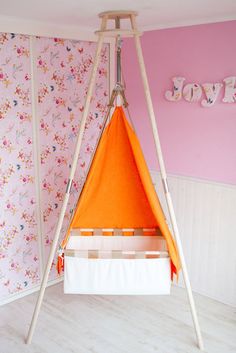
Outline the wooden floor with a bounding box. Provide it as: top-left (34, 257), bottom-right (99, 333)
top-left (1, 283), bottom-right (235, 353)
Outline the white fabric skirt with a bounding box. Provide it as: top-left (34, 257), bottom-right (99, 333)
top-left (64, 235), bottom-right (171, 295)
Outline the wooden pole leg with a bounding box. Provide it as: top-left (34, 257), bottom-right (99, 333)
top-left (130, 15), bottom-right (204, 351)
top-left (26, 33), bottom-right (104, 344)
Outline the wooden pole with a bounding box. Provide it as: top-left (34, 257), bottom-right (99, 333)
top-left (130, 14), bottom-right (204, 351)
top-left (60, 89), bottom-right (119, 251)
top-left (26, 31), bottom-right (105, 344)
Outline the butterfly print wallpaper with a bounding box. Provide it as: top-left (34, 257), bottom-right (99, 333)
top-left (0, 33), bottom-right (39, 300)
top-left (0, 32), bottom-right (109, 302)
top-left (36, 36), bottom-right (109, 280)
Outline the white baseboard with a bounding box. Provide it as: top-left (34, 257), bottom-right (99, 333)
top-left (0, 276), bottom-right (63, 306)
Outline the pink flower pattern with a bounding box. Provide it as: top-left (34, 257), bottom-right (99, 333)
top-left (0, 33), bottom-right (109, 300)
top-left (0, 33), bottom-right (40, 299)
top-left (36, 36), bottom-right (108, 279)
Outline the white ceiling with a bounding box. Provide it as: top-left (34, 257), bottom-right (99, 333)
top-left (0, 0), bottom-right (236, 32)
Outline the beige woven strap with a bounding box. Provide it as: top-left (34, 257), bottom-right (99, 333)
top-left (75, 228), bottom-right (163, 237)
top-left (64, 249), bottom-right (169, 259)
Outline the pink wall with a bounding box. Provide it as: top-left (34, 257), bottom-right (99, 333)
top-left (123, 21), bottom-right (236, 185)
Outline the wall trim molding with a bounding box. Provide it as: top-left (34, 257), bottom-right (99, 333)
top-left (150, 169), bottom-right (236, 190)
top-left (30, 36), bottom-right (45, 277)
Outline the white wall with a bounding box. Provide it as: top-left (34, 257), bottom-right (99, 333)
top-left (151, 170), bottom-right (236, 307)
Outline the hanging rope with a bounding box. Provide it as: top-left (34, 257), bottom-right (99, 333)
top-left (120, 53), bottom-right (136, 132)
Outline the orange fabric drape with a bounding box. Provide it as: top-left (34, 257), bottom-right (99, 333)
top-left (62, 107), bottom-right (181, 275)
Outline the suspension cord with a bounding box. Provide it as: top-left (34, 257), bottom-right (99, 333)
top-left (114, 32), bottom-right (136, 130)
top-left (120, 58), bottom-right (136, 132)
top-left (116, 36), bottom-right (122, 85)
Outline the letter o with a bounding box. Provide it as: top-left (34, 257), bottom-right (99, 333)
top-left (183, 83), bottom-right (202, 102)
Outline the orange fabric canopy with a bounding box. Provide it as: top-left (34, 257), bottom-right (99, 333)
top-left (64, 106), bottom-right (180, 275)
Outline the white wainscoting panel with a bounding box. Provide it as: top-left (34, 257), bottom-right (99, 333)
top-left (151, 170), bottom-right (236, 307)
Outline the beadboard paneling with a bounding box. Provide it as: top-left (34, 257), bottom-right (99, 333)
top-left (151, 171), bottom-right (236, 307)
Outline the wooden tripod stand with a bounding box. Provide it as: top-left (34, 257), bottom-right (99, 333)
top-left (26, 11), bottom-right (204, 350)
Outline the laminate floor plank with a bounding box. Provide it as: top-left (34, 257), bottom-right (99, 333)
top-left (0, 283), bottom-right (235, 353)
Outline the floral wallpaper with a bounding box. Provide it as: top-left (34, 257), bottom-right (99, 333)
top-left (0, 33), bottom-right (40, 300)
top-left (0, 32), bottom-right (109, 302)
top-left (36, 36), bottom-right (109, 280)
